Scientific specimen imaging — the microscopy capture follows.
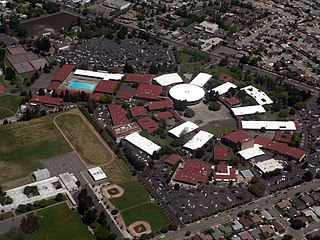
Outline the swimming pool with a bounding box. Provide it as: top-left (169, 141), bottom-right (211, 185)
top-left (68, 81), bottom-right (96, 91)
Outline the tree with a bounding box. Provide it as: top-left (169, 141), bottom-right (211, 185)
top-left (20, 214), bottom-right (39, 234)
top-left (9, 16), bottom-right (20, 30)
top-left (183, 108), bottom-right (195, 118)
top-left (195, 148), bottom-right (205, 159)
top-left (123, 62), bottom-right (135, 73)
top-left (34, 38), bottom-right (51, 52)
top-left (209, 101), bottom-right (221, 111)
top-left (174, 183), bottom-right (180, 190)
top-left (5, 67), bottom-right (15, 81)
top-left (83, 209), bottom-right (97, 225)
top-left (290, 218), bottom-right (306, 230)
top-left (99, 95), bottom-right (113, 104)
top-left (283, 235), bottom-right (293, 240)
top-left (3, 119), bottom-right (8, 125)
top-left (97, 211), bottom-right (108, 227)
top-left (174, 100), bottom-right (187, 111)
top-left (303, 171), bottom-right (313, 182)
top-left (16, 25), bottom-right (28, 38)
top-left (219, 57), bottom-right (229, 66)
top-left (77, 189), bottom-right (93, 215)
top-left (55, 193), bottom-right (64, 202)
top-left (94, 225), bottom-right (110, 240)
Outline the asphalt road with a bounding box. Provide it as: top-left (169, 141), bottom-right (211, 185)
top-left (159, 180), bottom-right (320, 240)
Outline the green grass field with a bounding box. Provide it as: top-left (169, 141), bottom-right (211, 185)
top-left (208, 122), bottom-right (237, 136)
top-left (176, 50), bottom-right (209, 74)
top-left (25, 203), bottom-right (93, 240)
top-left (55, 112), bottom-right (113, 165)
top-left (0, 114), bottom-right (71, 181)
top-left (101, 158), bottom-right (134, 183)
top-left (110, 181), bottom-right (149, 210)
top-left (0, 95), bottom-right (24, 119)
top-left (122, 203), bottom-right (170, 231)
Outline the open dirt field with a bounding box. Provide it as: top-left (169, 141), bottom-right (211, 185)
top-left (0, 114), bottom-right (71, 182)
top-left (22, 11), bottom-right (84, 37)
top-left (54, 109), bottom-right (114, 166)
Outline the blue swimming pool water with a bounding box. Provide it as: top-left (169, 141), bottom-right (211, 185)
top-left (69, 81), bottom-right (95, 91)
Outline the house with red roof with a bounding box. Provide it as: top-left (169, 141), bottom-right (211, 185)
top-left (155, 111), bottom-right (173, 121)
top-left (47, 81), bottom-right (61, 91)
top-left (164, 154), bottom-right (182, 166)
top-left (88, 93), bottom-right (104, 101)
top-left (106, 122), bottom-right (141, 143)
top-left (255, 135), bottom-right (305, 161)
top-left (148, 100), bottom-right (173, 111)
top-left (173, 159), bottom-right (212, 186)
top-left (30, 96), bottom-right (63, 107)
top-left (129, 106), bottom-right (147, 117)
top-left (116, 91), bottom-right (133, 101)
top-left (213, 164), bottom-right (238, 182)
top-left (108, 104), bottom-right (129, 126)
top-left (222, 130), bottom-right (254, 150)
top-left (273, 132), bottom-right (292, 143)
top-left (124, 74), bottom-right (153, 84)
top-left (94, 81), bottom-right (118, 94)
top-left (224, 97), bottom-right (241, 107)
top-left (137, 116), bottom-right (159, 133)
top-left (52, 65), bottom-right (74, 82)
top-left (214, 146), bottom-right (229, 161)
top-left (135, 84), bottom-right (162, 100)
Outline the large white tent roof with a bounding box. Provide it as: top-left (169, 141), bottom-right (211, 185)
top-left (190, 73), bottom-right (212, 87)
top-left (238, 144), bottom-right (265, 160)
top-left (125, 132), bottom-right (161, 155)
top-left (154, 73), bottom-right (183, 86)
top-left (183, 130), bottom-right (214, 150)
top-left (74, 69), bottom-right (124, 80)
top-left (169, 84), bottom-right (205, 103)
top-left (211, 82), bottom-right (237, 95)
top-left (241, 85), bottom-right (273, 105)
top-left (255, 159), bottom-right (283, 174)
top-left (241, 121), bottom-right (297, 131)
top-left (231, 105), bottom-right (266, 116)
top-left (88, 167), bottom-right (107, 181)
top-left (169, 121), bottom-right (199, 138)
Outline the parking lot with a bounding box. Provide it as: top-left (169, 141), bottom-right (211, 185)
top-left (58, 37), bottom-right (172, 71)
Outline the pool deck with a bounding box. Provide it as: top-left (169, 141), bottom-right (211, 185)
top-left (58, 78), bottom-right (98, 93)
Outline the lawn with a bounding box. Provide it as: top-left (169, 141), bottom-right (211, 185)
top-left (208, 122), bottom-right (237, 136)
top-left (54, 111), bottom-right (113, 165)
top-left (25, 203), bottom-right (93, 240)
top-left (121, 203), bottom-right (170, 231)
top-left (0, 114), bottom-right (71, 181)
top-left (101, 158), bottom-right (135, 183)
top-left (0, 95), bottom-right (24, 119)
top-left (110, 180), bottom-right (149, 210)
top-left (176, 50), bottom-right (209, 74)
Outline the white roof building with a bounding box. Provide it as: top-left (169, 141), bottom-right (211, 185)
top-left (255, 159), bottom-right (284, 174)
top-left (169, 84), bottom-right (205, 104)
top-left (74, 69), bottom-right (124, 80)
top-left (125, 132), bottom-right (161, 155)
top-left (154, 73), bottom-right (183, 86)
top-left (241, 121), bottom-right (297, 131)
top-left (183, 130), bottom-right (214, 150)
top-left (238, 144), bottom-right (265, 160)
top-left (88, 167), bottom-right (107, 181)
top-left (241, 85), bottom-right (273, 105)
top-left (190, 73), bottom-right (212, 87)
top-left (196, 21), bottom-right (219, 34)
top-left (59, 173), bottom-right (78, 192)
top-left (231, 105), bottom-right (266, 116)
top-left (211, 82), bottom-right (237, 95)
top-left (169, 121), bottom-right (199, 138)
top-left (33, 169), bottom-right (50, 181)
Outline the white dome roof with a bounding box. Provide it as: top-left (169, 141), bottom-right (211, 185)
top-left (169, 84), bottom-right (205, 103)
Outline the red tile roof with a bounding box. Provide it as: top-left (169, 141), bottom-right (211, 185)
top-left (52, 65), bottom-right (74, 82)
top-left (174, 159), bottom-right (212, 185)
top-left (108, 104), bottom-right (129, 126)
top-left (137, 116), bottom-right (159, 133)
top-left (164, 154), bottom-right (182, 166)
top-left (129, 106), bottom-right (147, 117)
top-left (94, 80), bottom-right (118, 94)
top-left (273, 132), bottom-right (292, 143)
top-left (148, 100), bottom-right (173, 111)
top-left (106, 122), bottom-right (141, 140)
top-left (155, 111), bottom-right (173, 121)
top-left (125, 74), bottom-right (153, 84)
top-left (0, 86), bottom-right (5, 95)
top-left (225, 97), bottom-right (241, 106)
top-left (219, 74), bottom-right (233, 82)
top-left (135, 84), bottom-right (162, 100)
top-left (47, 81), bottom-right (61, 91)
top-left (116, 91), bottom-right (133, 100)
top-left (31, 95), bottom-right (63, 107)
top-left (213, 164), bottom-right (237, 181)
top-left (222, 130), bottom-right (252, 144)
top-left (255, 135), bottom-right (305, 160)
top-left (214, 146), bottom-right (229, 161)
top-left (88, 93), bottom-right (104, 101)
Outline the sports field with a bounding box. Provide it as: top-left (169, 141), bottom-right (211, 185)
top-left (101, 159), bottom-right (134, 183)
top-left (109, 180), bottom-right (170, 231)
top-left (0, 95), bottom-right (23, 119)
top-left (122, 203), bottom-right (170, 231)
top-left (0, 115), bottom-right (71, 181)
top-left (25, 203), bottom-right (93, 240)
top-left (54, 111), bottom-right (113, 165)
